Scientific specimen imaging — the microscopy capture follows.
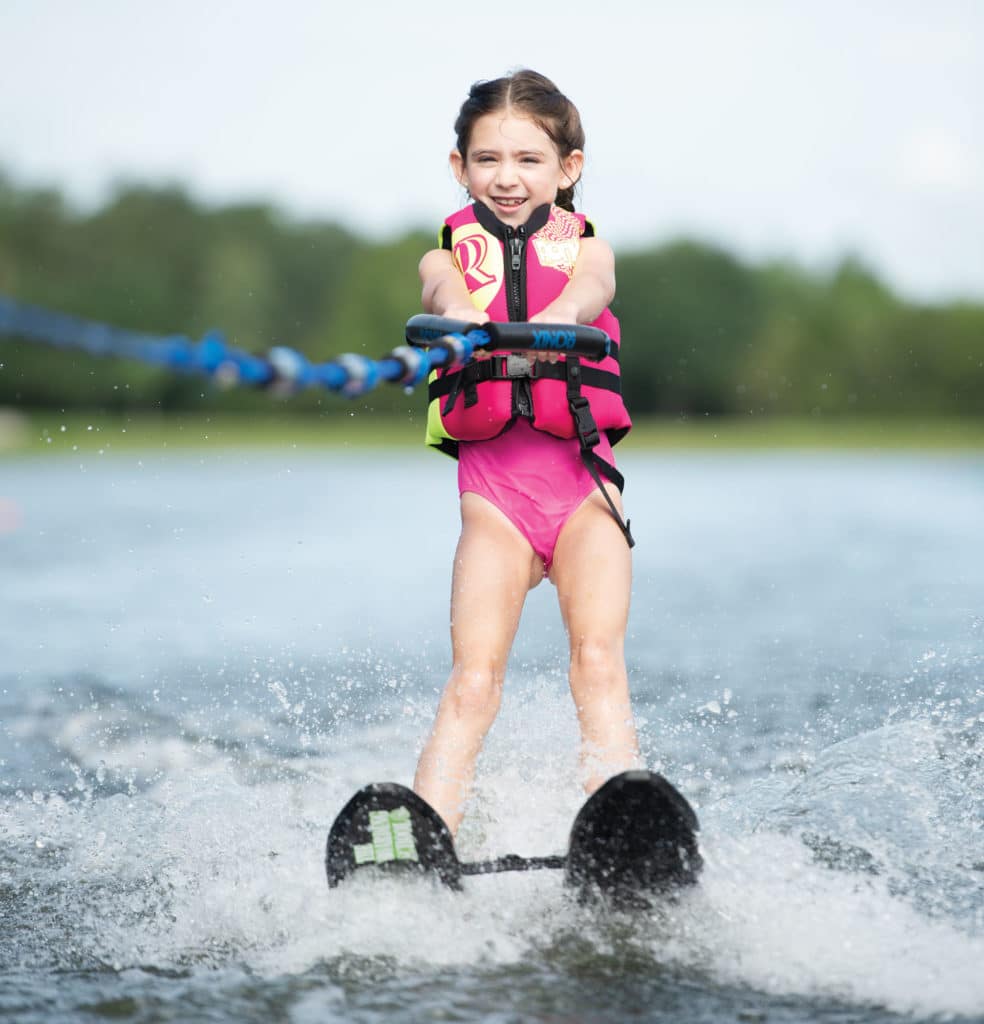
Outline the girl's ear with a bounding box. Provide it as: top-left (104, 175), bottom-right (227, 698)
top-left (561, 149), bottom-right (584, 189)
top-left (449, 149), bottom-right (467, 187)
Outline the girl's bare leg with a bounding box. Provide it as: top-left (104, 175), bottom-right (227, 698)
top-left (414, 493), bottom-right (542, 834)
top-left (551, 484), bottom-right (640, 793)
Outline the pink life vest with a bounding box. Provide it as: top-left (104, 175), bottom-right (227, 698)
top-left (425, 201), bottom-right (632, 459)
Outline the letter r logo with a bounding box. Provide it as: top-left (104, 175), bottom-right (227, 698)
top-left (450, 223), bottom-right (503, 312)
top-left (454, 233), bottom-right (497, 291)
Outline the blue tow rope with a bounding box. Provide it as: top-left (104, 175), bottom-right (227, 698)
top-left (0, 295), bottom-right (488, 398)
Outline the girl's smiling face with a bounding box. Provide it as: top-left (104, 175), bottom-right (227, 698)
top-left (451, 111), bottom-right (583, 226)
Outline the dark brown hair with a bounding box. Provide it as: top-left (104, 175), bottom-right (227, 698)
top-left (453, 69), bottom-right (585, 212)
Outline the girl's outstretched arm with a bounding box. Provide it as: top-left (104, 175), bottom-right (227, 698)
top-left (419, 249), bottom-right (489, 324)
top-left (530, 237), bottom-right (616, 325)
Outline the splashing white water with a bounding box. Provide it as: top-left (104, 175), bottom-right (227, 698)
top-left (3, 675), bottom-right (983, 1019)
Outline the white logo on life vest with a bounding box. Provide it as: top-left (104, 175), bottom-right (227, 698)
top-left (532, 208), bottom-right (581, 276)
top-left (532, 237), bottom-right (579, 277)
top-left (531, 329), bottom-right (576, 350)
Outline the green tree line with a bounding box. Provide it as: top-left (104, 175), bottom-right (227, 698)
top-left (1, 173), bottom-right (981, 416)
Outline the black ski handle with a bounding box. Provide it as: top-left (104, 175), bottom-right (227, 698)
top-left (405, 314), bottom-right (612, 361)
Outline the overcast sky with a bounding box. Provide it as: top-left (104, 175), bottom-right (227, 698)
top-left (2, 0), bottom-right (981, 301)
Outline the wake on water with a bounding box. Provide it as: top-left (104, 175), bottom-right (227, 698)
top-left (2, 668), bottom-right (982, 1022)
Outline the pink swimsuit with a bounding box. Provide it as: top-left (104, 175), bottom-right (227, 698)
top-left (458, 418), bottom-right (617, 573)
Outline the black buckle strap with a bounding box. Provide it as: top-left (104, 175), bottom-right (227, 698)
top-left (440, 359), bottom-right (500, 414)
top-left (565, 359), bottom-right (599, 448)
top-left (568, 395), bottom-right (600, 449)
top-left (583, 452), bottom-right (634, 549)
top-left (442, 373), bottom-right (464, 415)
top-left (566, 356), bottom-right (634, 549)
top-left (431, 356), bottom-right (622, 406)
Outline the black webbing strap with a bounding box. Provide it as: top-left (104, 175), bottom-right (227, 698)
top-left (566, 357), bottom-right (634, 549)
top-left (431, 356), bottom-right (621, 410)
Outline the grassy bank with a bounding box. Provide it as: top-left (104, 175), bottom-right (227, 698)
top-left (623, 415), bottom-right (984, 450)
top-left (2, 408), bottom-right (983, 457)
top-left (2, 409), bottom-right (425, 456)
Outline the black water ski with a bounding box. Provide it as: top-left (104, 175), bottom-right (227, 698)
top-left (325, 782), bottom-right (462, 889)
top-left (325, 771), bottom-right (701, 903)
top-left (565, 770), bottom-right (702, 904)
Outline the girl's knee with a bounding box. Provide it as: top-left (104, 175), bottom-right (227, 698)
top-left (569, 635), bottom-right (623, 677)
top-left (568, 635), bottom-right (630, 710)
top-left (444, 663), bottom-right (503, 724)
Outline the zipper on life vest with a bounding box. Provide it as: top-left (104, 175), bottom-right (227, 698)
top-left (503, 225), bottom-right (527, 322)
top-left (503, 223), bottom-right (531, 417)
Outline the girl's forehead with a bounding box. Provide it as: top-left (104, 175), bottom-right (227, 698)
top-left (467, 112), bottom-right (554, 152)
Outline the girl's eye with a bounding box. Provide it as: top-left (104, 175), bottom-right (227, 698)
top-left (475, 156), bottom-right (496, 164)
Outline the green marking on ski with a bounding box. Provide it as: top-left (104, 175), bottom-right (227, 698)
top-left (354, 806), bottom-right (419, 866)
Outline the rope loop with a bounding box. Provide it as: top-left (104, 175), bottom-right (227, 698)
top-left (335, 353), bottom-right (379, 397)
top-left (267, 345), bottom-right (311, 395)
top-left (388, 345), bottom-right (431, 388)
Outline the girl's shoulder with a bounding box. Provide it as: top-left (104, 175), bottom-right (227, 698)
top-left (539, 205), bottom-right (596, 241)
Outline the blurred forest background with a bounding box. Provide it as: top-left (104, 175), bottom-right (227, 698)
top-left (1, 172), bottom-right (981, 419)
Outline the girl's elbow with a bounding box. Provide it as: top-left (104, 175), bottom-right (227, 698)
top-left (419, 250), bottom-right (444, 284)
top-left (594, 269), bottom-right (616, 308)
top-left (602, 273), bottom-right (616, 307)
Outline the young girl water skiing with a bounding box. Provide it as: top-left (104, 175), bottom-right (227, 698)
top-left (413, 70), bottom-right (639, 834)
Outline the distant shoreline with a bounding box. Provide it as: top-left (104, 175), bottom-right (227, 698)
top-left (2, 409), bottom-right (982, 457)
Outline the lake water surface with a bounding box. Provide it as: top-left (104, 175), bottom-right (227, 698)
top-left (1, 445), bottom-right (982, 1023)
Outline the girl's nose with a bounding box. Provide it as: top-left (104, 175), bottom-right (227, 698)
top-left (494, 161), bottom-right (519, 187)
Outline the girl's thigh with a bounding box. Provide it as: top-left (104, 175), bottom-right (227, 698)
top-left (550, 485), bottom-right (631, 642)
top-left (450, 493), bottom-right (544, 664)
